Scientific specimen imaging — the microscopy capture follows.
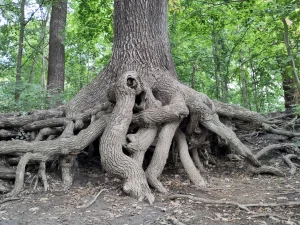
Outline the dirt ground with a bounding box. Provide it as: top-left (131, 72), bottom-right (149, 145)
top-left (1, 129), bottom-right (300, 225)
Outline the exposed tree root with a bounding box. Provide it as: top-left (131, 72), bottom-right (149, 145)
top-left (146, 121), bottom-right (179, 193)
top-left (60, 155), bottom-right (77, 189)
top-left (0, 109), bottom-right (64, 128)
top-left (262, 123), bottom-right (300, 137)
top-left (0, 129), bottom-right (18, 138)
top-left (37, 161), bottom-right (49, 191)
top-left (125, 127), bottom-right (157, 166)
top-left (99, 72), bottom-right (154, 204)
top-left (1, 70), bottom-right (299, 203)
top-left (213, 100), bottom-right (278, 124)
top-left (175, 129), bottom-right (206, 189)
top-left (283, 154), bottom-right (300, 174)
top-left (248, 165), bottom-right (285, 177)
top-left (201, 114), bottom-right (260, 167)
top-left (255, 143), bottom-right (298, 159)
top-left (0, 197), bottom-right (20, 204)
top-left (7, 152), bottom-right (34, 197)
top-left (191, 148), bottom-right (206, 173)
top-left (0, 114), bottom-right (107, 196)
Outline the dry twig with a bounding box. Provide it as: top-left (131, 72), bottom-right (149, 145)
top-left (169, 194), bottom-right (251, 212)
top-left (169, 194), bottom-right (300, 212)
top-left (167, 216), bottom-right (186, 225)
top-left (76, 188), bottom-right (108, 209)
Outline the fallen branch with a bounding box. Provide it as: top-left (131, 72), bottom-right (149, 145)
top-left (169, 194), bottom-right (251, 212)
top-left (244, 201), bottom-right (300, 208)
top-left (169, 194), bottom-right (300, 212)
top-left (76, 188), bottom-right (108, 209)
top-left (249, 213), bottom-right (296, 224)
top-left (167, 216), bottom-right (186, 225)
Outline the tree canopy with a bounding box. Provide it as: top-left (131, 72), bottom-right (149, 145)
top-left (0, 0), bottom-right (299, 112)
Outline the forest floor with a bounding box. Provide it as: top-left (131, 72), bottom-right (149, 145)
top-left (1, 122), bottom-right (300, 225)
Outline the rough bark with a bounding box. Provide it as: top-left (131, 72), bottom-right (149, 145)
top-left (47, 0), bottom-right (68, 106)
top-left (15, 0), bottom-right (26, 103)
top-left (100, 72), bottom-right (154, 203)
top-left (282, 18), bottom-right (300, 93)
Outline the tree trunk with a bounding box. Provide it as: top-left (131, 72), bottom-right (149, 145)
top-left (41, 7), bottom-right (50, 89)
top-left (240, 52), bottom-right (249, 109)
top-left (47, 0), bottom-right (67, 106)
top-left (15, 0), bottom-right (26, 104)
top-left (191, 63), bottom-right (196, 89)
top-left (212, 22), bottom-right (220, 100)
top-left (282, 18), bottom-right (300, 93)
top-left (66, 0), bottom-right (176, 115)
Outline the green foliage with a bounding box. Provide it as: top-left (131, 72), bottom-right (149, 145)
top-left (170, 0), bottom-right (299, 112)
top-left (0, 81), bottom-right (47, 112)
top-left (0, 0), bottom-right (299, 113)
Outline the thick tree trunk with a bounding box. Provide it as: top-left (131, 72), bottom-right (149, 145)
top-left (66, 0), bottom-right (176, 115)
top-left (47, 0), bottom-right (67, 106)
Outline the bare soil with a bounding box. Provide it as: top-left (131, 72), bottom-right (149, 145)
top-left (1, 131), bottom-right (300, 225)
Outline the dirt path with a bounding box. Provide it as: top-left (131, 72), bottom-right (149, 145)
top-left (1, 124), bottom-right (300, 225)
top-left (1, 161), bottom-right (300, 225)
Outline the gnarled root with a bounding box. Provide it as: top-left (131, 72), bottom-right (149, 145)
top-left (191, 148), bottom-right (206, 173)
top-left (6, 152), bottom-right (34, 197)
top-left (60, 154), bottom-right (77, 189)
top-left (283, 154), bottom-right (300, 175)
top-left (99, 72), bottom-right (154, 203)
top-left (201, 114), bottom-right (261, 167)
top-left (175, 129), bottom-right (206, 189)
top-left (146, 121), bottom-right (179, 193)
top-left (125, 127), bottom-right (157, 166)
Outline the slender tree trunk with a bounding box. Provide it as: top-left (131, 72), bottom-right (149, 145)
top-left (15, 0), bottom-right (26, 104)
top-left (221, 37), bottom-right (228, 102)
top-left (29, 55), bottom-right (37, 84)
top-left (47, 0), bottom-right (67, 106)
top-left (41, 7), bottom-right (50, 89)
top-left (282, 18), bottom-right (300, 93)
top-left (212, 22), bottom-right (220, 100)
top-left (282, 66), bottom-right (297, 110)
top-left (250, 59), bottom-right (259, 112)
top-left (240, 52), bottom-right (249, 109)
top-left (191, 63), bottom-right (196, 89)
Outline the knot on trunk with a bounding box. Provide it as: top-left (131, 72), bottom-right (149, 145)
top-left (107, 71), bottom-right (143, 103)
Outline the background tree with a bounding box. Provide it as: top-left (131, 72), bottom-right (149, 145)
top-left (14, 0), bottom-right (26, 104)
top-left (47, 0), bottom-right (68, 106)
